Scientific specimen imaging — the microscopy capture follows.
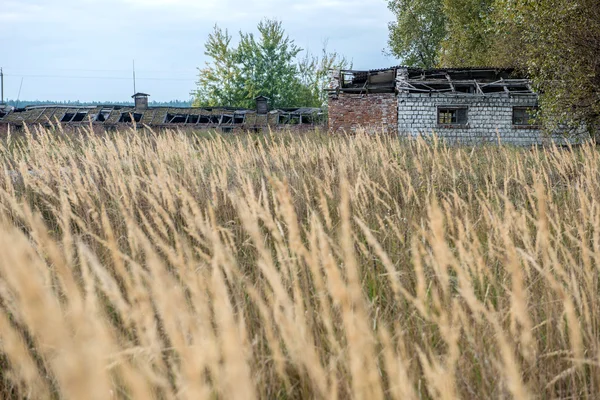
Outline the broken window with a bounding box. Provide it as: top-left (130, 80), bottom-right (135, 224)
top-left (221, 114), bottom-right (233, 124)
top-left (301, 115), bottom-right (313, 124)
top-left (61, 113), bottom-right (75, 122)
top-left (277, 114), bottom-right (290, 124)
top-left (438, 107), bottom-right (468, 126)
top-left (166, 114), bottom-right (188, 123)
top-left (513, 107), bottom-right (539, 126)
top-left (72, 112), bottom-right (88, 122)
top-left (96, 109), bottom-right (112, 122)
top-left (118, 112), bottom-right (143, 123)
top-left (61, 112), bottom-right (88, 123)
top-left (233, 114), bottom-right (245, 124)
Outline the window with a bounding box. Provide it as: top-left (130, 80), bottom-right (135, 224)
top-left (60, 112), bottom-right (88, 123)
top-left (61, 112), bottom-right (88, 123)
top-left (221, 114), bottom-right (233, 124)
top-left (118, 112), bottom-right (143, 123)
top-left (165, 114), bottom-right (188, 123)
top-left (96, 109), bottom-right (112, 122)
top-left (437, 107), bottom-right (468, 126)
top-left (233, 114), bottom-right (245, 124)
top-left (513, 106), bottom-right (539, 126)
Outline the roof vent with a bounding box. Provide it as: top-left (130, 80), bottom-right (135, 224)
top-left (132, 92), bottom-right (150, 110)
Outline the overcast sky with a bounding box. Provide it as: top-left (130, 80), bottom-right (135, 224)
top-left (1, 0), bottom-right (399, 102)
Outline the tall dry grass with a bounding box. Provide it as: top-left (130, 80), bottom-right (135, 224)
top-left (0, 125), bottom-right (598, 399)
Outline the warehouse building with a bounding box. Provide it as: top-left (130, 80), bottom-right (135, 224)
top-left (328, 66), bottom-right (578, 145)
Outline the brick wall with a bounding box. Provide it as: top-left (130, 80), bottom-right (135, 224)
top-left (397, 93), bottom-right (580, 146)
top-left (328, 93), bottom-right (398, 135)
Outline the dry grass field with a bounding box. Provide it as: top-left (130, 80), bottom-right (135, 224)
top-left (0, 126), bottom-right (599, 399)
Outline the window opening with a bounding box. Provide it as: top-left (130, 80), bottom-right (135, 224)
top-left (438, 107), bottom-right (468, 126)
top-left (166, 114), bottom-right (187, 123)
top-left (119, 112), bottom-right (143, 123)
top-left (513, 106), bottom-right (539, 126)
top-left (96, 109), bottom-right (112, 122)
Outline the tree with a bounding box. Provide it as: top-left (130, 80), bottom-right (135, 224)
top-left (386, 0), bottom-right (447, 68)
top-left (440, 0), bottom-right (496, 66)
top-left (193, 20), bottom-right (349, 109)
top-left (494, 0), bottom-right (600, 132)
top-left (235, 19), bottom-right (302, 109)
top-left (193, 26), bottom-right (243, 107)
top-left (296, 41), bottom-right (351, 107)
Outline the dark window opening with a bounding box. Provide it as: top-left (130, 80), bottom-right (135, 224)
top-left (455, 85), bottom-right (474, 94)
top-left (210, 116), bottom-right (220, 124)
top-left (438, 107), bottom-right (468, 126)
top-left (301, 115), bottom-right (313, 124)
top-left (96, 109), bottom-right (112, 122)
top-left (513, 106), bottom-right (539, 126)
top-left (187, 115), bottom-right (199, 124)
top-left (71, 112), bottom-right (88, 122)
top-left (481, 86), bottom-right (505, 94)
top-left (166, 114), bottom-right (187, 123)
top-left (61, 113), bottom-right (75, 122)
top-left (119, 112), bottom-right (143, 123)
top-left (234, 114), bottom-right (245, 124)
top-left (221, 115), bottom-right (233, 124)
top-left (199, 115), bottom-right (210, 124)
top-left (277, 114), bottom-right (290, 124)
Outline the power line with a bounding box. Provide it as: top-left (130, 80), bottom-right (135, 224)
top-left (2, 74), bottom-right (194, 82)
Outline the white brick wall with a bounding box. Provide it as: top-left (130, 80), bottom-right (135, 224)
top-left (397, 92), bottom-right (574, 146)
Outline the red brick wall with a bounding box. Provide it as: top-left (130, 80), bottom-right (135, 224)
top-left (328, 93), bottom-right (398, 135)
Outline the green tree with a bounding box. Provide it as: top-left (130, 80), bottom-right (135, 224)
top-left (235, 19), bottom-right (302, 109)
top-left (440, 0), bottom-right (496, 66)
top-left (194, 20), bottom-right (349, 110)
top-left (494, 0), bottom-right (600, 132)
top-left (296, 41), bottom-right (351, 107)
top-left (386, 0), bottom-right (447, 68)
top-left (193, 26), bottom-right (243, 107)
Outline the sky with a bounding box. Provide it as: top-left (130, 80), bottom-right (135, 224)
top-left (0, 0), bottom-right (399, 102)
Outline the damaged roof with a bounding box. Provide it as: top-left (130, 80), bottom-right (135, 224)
top-left (0, 105), bottom-right (324, 128)
top-left (331, 66), bottom-right (535, 96)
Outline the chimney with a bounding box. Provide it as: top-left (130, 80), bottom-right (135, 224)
top-left (132, 92), bottom-right (150, 110)
top-left (255, 95), bottom-right (270, 115)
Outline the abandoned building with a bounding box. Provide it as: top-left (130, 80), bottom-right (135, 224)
top-left (328, 66), bottom-right (577, 145)
top-left (0, 93), bottom-right (325, 135)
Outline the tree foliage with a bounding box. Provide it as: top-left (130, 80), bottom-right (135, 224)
top-left (387, 0), bottom-right (600, 130)
top-left (387, 0), bottom-right (447, 68)
top-left (193, 20), bottom-right (349, 109)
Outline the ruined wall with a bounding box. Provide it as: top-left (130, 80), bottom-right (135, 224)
top-left (328, 93), bottom-right (398, 135)
top-left (397, 93), bottom-right (574, 146)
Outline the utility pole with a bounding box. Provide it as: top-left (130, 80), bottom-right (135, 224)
top-left (1, 67), bottom-right (4, 105)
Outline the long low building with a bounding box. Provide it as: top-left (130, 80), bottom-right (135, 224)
top-left (328, 66), bottom-right (583, 145)
top-left (0, 94), bottom-right (325, 135)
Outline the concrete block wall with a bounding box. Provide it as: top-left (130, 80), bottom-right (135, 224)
top-left (328, 93), bottom-right (398, 134)
top-left (397, 93), bottom-right (575, 146)
top-left (399, 93), bottom-right (542, 145)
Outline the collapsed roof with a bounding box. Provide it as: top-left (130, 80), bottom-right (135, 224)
top-left (0, 105), bottom-right (324, 128)
top-left (330, 66), bottom-right (536, 96)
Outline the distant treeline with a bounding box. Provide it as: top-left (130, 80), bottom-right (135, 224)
top-left (3, 99), bottom-right (193, 108)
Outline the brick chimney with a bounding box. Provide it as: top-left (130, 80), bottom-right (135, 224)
top-left (132, 92), bottom-right (150, 110)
